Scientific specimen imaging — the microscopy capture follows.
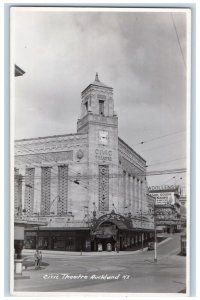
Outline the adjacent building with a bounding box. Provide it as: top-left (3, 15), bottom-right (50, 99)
top-left (14, 74), bottom-right (155, 251)
top-left (148, 185), bottom-right (182, 233)
top-left (179, 195), bottom-right (187, 229)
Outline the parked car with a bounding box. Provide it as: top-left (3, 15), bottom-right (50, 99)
top-left (180, 234), bottom-right (186, 256)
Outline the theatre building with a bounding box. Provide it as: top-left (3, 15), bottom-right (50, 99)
top-left (14, 74), bottom-right (154, 251)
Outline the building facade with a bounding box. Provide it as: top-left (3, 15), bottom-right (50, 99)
top-left (179, 195), bottom-right (187, 229)
top-left (14, 74), bottom-right (154, 251)
top-left (148, 185), bottom-right (181, 233)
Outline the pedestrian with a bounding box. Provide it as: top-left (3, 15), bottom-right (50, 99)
top-left (38, 251), bottom-right (42, 269)
top-left (34, 250), bottom-right (39, 270)
top-left (116, 242), bottom-right (120, 253)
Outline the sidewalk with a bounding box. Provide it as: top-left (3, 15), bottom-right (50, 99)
top-left (22, 248), bottom-right (145, 257)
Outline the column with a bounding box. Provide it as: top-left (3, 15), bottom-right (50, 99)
top-left (119, 169), bottom-right (124, 214)
top-left (128, 174), bottom-right (131, 211)
top-left (140, 181), bottom-right (143, 212)
top-left (133, 177), bottom-right (137, 214)
top-left (125, 172), bottom-right (129, 210)
top-left (123, 171), bottom-right (126, 210)
top-left (138, 179), bottom-right (142, 212)
top-left (137, 179), bottom-right (140, 212)
top-left (130, 176), bottom-right (134, 213)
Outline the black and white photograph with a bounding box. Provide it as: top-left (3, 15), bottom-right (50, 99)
top-left (11, 6), bottom-right (190, 295)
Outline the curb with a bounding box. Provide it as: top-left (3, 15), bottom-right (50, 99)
top-left (22, 247), bottom-right (149, 257)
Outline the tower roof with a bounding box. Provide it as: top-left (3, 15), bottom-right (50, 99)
top-left (82, 73), bottom-right (112, 94)
top-left (92, 72), bottom-right (109, 88)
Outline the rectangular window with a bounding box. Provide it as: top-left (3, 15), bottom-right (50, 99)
top-left (99, 100), bottom-right (104, 115)
top-left (85, 101), bottom-right (88, 112)
top-left (99, 165), bottom-right (109, 211)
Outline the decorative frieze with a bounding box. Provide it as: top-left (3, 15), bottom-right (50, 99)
top-left (15, 150), bottom-right (73, 165)
top-left (15, 134), bottom-right (88, 155)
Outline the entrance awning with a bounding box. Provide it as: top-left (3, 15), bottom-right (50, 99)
top-left (108, 219), bottom-right (129, 230)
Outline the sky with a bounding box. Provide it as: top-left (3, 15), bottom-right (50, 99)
top-left (12, 7), bottom-right (189, 190)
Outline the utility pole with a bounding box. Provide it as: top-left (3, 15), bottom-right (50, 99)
top-left (135, 209), bottom-right (144, 251)
top-left (141, 210), bottom-right (143, 251)
top-left (33, 212), bottom-right (40, 251)
top-left (153, 203), bottom-right (157, 262)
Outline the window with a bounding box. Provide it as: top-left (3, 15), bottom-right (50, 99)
top-left (85, 101), bottom-right (88, 112)
top-left (99, 100), bottom-right (104, 115)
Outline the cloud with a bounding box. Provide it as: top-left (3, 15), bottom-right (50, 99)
top-left (13, 8), bottom-right (188, 185)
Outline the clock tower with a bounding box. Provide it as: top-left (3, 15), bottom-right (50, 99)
top-left (77, 73), bottom-right (119, 215)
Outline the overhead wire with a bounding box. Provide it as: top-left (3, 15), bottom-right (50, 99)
top-left (170, 12), bottom-right (186, 70)
top-left (146, 157), bottom-right (186, 167)
top-left (137, 137), bottom-right (185, 154)
top-left (132, 130), bottom-right (186, 147)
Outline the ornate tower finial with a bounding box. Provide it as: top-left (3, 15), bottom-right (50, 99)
top-left (95, 72), bottom-right (99, 82)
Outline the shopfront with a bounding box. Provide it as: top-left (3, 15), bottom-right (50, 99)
top-left (25, 228), bottom-right (90, 251)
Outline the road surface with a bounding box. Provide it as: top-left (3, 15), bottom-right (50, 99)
top-left (13, 233), bottom-right (186, 294)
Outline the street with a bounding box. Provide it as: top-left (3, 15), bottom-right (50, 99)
top-left (14, 233), bottom-right (186, 294)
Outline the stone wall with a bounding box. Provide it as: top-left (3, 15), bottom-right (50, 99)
top-left (14, 133), bottom-right (89, 223)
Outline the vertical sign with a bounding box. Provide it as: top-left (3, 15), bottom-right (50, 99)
top-left (99, 165), bottom-right (109, 211)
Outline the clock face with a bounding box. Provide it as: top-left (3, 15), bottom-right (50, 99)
top-left (99, 131), bottom-right (108, 145)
